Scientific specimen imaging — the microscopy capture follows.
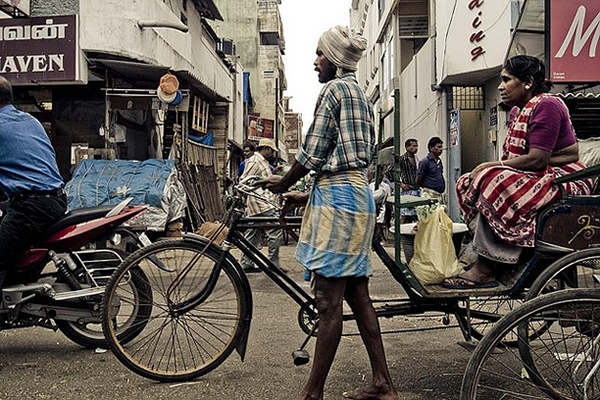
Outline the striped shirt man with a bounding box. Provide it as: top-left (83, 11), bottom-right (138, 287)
top-left (398, 152), bottom-right (419, 190)
top-left (239, 152), bottom-right (277, 217)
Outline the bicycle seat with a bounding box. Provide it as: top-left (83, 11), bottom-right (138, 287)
top-left (44, 205), bottom-right (116, 236)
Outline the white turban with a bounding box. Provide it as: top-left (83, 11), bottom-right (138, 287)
top-left (318, 26), bottom-right (367, 74)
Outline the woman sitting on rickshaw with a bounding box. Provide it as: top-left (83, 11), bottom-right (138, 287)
top-left (444, 55), bottom-right (594, 289)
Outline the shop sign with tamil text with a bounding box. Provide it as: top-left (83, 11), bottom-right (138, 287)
top-left (549, 0), bottom-right (600, 83)
top-left (0, 15), bottom-right (78, 84)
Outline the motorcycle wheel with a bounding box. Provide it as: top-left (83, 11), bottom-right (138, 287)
top-left (55, 266), bottom-right (152, 349)
top-left (56, 248), bottom-right (152, 349)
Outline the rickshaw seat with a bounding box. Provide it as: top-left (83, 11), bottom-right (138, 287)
top-left (537, 164), bottom-right (600, 250)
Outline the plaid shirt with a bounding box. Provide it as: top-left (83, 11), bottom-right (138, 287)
top-left (240, 152), bottom-right (277, 216)
top-left (296, 72), bottom-right (375, 173)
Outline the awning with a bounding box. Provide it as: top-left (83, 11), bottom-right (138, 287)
top-left (243, 72), bottom-right (252, 104)
top-left (559, 93), bottom-right (600, 99)
top-left (88, 56), bottom-right (229, 102)
top-left (175, 70), bottom-right (230, 102)
top-left (558, 92), bottom-right (600, 139)
top-left (441, 66), bottom-right (501, 86)
top-left (88, 58), bottom-right (170, 83)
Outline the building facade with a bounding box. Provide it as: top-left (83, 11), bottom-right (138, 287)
top-left (351, 0), bottom-right (521, 220)
top-left (0, 0), bottom-right (242, 183)
top-left (0, 0), bottom-right (247, 226)
top-left (211, 0), bottom-right (288, 161)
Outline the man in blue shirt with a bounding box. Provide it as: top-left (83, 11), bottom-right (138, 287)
top-left (0, 77), bottom-right (66, 288)
top-left (417, 136), bottom-right (446, 205)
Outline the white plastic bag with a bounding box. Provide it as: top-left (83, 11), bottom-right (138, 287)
top-left (408, 208), bottom-right (460, 284)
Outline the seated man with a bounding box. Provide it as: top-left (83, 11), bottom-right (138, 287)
top-left (0, 77), bottom-right (67, 288)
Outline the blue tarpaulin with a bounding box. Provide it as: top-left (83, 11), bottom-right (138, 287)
top-left (66, 159), bottom-right (176, 208)
top-left (188, 131), bottom-right (214, 146)
top-left (65, 159), bottom-right (187, 231)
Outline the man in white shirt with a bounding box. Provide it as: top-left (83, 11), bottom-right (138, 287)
top-left (239, 138), bottom-right (282, 272)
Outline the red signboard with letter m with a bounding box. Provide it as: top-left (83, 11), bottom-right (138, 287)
top-left (549, 0), bottom-right (600, 83)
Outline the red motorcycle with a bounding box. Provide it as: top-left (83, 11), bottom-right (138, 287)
top-left (0, 198), bottom-right (152, 348)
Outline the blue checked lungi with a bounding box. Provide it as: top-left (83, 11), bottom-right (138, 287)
top-left (295, 169), bottom-right (376, 278)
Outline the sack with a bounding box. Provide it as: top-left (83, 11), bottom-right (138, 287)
top-left (408, 208), bottom-right (460, 284)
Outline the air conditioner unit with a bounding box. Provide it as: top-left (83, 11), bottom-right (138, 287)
top-left (222, 39), bottom-right (236, 55)
top-left (217, 39), bottom-right (236, 56)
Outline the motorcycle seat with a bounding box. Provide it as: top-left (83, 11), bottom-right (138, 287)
top-left (44, 206), bottom-right (116, 236)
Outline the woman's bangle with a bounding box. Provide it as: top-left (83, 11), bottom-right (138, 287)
top-left (500, 160), bottom-right (505, 167)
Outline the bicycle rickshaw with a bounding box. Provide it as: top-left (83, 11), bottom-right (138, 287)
top-left (96, 157), bottom-right (600, 382)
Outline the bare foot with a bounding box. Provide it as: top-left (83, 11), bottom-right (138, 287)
top-left (444, 258), bottom-right (495, 286)
top-left (342, 385), bottom-right (398, 400)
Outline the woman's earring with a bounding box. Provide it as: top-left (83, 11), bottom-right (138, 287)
top-left (525, 84), bottom-right (531, 90)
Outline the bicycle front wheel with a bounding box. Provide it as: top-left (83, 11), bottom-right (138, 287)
top-left (102, 239), bottom-right (249, 382)
top-left (461, 289), bottom-right (600, 400)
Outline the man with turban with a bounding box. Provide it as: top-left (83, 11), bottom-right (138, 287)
top-left (256, 26), bottom-right (398, 400)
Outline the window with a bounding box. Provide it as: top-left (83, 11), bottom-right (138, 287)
top-left (399, 15), bottom-right (428, 39)
top-left (260, 32), bottom-right (279, 46)
top-left (452, 87), bottom-right (485, 110)
top-left (399, 15), bottom-right (428, 55)
top-left (381, 46), bottom-right (389, 90)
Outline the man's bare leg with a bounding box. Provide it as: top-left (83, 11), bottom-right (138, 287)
top-left (342, 278), bottom-right (398, 400)
top-left (296, 275), bottom-right (348, 400)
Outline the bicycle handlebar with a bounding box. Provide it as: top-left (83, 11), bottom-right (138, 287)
top-left (237, 175), bottom-right (263, 186)
top-left (234, 175), bottom-right (282, 210)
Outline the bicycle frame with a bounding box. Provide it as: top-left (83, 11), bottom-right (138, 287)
top-left (207, 204), bottom-right (480, 337)
top-left (174, 177), bottom-right (576, 347)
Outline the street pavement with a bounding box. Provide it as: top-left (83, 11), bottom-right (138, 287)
top-left (0, 242), bottom-right (473, 400)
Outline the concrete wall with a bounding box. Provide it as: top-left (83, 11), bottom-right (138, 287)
top-left (257, 45), bottom-right (282, 121)
top-left (483, 76), bottom-right (511, 161)
top-left (284, 111), bottom-right (302, 161)
top-left (398, 38), bottom-right (447, 165)
top-left (211, 0), bottom-right (285, 150)
top-left (31, 0), bottom-right (78, 16)
top-left (258, 0), bottom-right (284, 42)
top-left (79, 0), bottom-right (234, 101)
top-left (352, 0), bottom-right (382, 93)
top-left (211, 0), bottom-right (260, 105)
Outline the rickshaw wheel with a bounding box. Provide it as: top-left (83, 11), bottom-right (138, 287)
top-left (526, 248), bottom-right (600, 301)
top-left (459, 295), bottom-right (551, 346)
